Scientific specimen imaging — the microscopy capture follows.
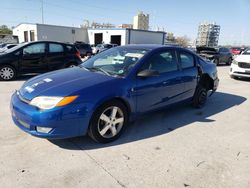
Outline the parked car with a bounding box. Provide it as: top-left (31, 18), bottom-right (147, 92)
top-left (229, 47), bottom-right (250, 79)
top-left (0, 41), bottom-right (82, 81)
top-left (74, 42), bottom-right (92, 57)
top-left (231, 47), bottom-right (248, 56)
top-left (93, 43), bottom-right (118, 54)
top-left (0, 43), bottom-right (18, 53)
top-left (10, 45), bottom-right (219, 143)
top-left (196, 46), bottom-right (233, 65)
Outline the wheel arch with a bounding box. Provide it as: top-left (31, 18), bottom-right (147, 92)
top-left (198, 73), bottom-right (214, 91)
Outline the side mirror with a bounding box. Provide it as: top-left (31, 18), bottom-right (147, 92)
top-left (137, 69), bottom-right (159, 78)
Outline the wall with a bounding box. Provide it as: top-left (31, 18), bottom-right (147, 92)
top-left (12, 24), bottom-right (37, 43)
top-left (37, 24), bottom-right (88, 43)
top-left (88, 29), bottom-right (127, 45)
top-left (128, 29), bottom-right (165, 44)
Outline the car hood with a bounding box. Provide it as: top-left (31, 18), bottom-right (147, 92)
top-left (19, 67), bottom-right (115, 100)
top-left (235, 54), bottom-right (250, 63)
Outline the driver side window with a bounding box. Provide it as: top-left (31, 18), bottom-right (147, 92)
top-left (141, 50), bottom-right (178, 74)
top-left (23, 43), bottom-right (46, 55)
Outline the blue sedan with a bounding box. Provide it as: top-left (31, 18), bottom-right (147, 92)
top-left (10, 45), bottom-right (219, 143)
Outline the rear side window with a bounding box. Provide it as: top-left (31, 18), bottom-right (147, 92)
top-left (49, 43), bottom-right (64, 53)
top-left (23, 43), bottom-right (46, 54)
top-left (179, 51), bottom-right (195, 69)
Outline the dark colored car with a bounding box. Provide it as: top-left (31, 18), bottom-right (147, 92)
top-left (0, 41), bottom-right (82, 81)
top-left (196, 47), bottom-right (233, 65)
top-left (11, 45), bottom-right (219, 143)
top-left (74, 42), bottom-right (92, 57)
top-left (93, 43), bottom-right (118, 54)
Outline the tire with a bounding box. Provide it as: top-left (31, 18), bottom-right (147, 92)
top-left (0, 65), bottom-right (17, 81)
top-left (193, 86), bottom-right (207, 108)
top-left (88, 100), bottom-right (128, 143)
top-left (227, 58), bottom-right (232, 65)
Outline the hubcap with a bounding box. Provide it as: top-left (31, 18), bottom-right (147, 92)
top-left (0, 67), bottom-right (14, 80)
top-left (98, 106), bottom-right (124, 138)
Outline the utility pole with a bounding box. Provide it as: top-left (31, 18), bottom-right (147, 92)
top-left (41, 0), bottom-right (44, 24)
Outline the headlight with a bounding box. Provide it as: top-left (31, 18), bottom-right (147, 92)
top-left (30, 96), bottom-right (78, 110)
top-left (232, 59), bottom-right (238, 65)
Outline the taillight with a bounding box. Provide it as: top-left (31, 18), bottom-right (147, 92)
top-left (76, 50), bottom-right (81, 59)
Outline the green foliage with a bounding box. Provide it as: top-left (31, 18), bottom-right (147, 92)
top-left (0, 25), bottom-right (12, 35)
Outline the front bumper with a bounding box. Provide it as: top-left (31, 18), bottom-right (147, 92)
top-left (229, 64), bottom-right (250, 78)
top-left (10, 92), bottom-right (92, 139)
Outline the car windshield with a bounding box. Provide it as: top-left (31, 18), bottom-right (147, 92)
top-left (242, 48), bottom-right (250, 55)
top-left (81, 47), bottom-right (148, 77)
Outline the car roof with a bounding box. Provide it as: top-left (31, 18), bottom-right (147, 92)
top-left (23, 41), bottom-right (74, 45)
top-left (117, 44), bottom-right (188, 51)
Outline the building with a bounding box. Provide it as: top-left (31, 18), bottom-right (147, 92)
top-left (88, 28), bottom-right (165, 46)
top-left (133, 11), bottom-right (149, 30)
top-left (13, 23), bottom-right (89, 43)
top-left (196, 22), bottom-right (220, 47)
top-left (117, 24), bottom-right (133, 29)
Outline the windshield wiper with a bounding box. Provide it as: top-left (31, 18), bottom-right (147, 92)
top-left (84, 67), bottom-right (110, 76)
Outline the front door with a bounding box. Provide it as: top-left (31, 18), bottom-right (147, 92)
top-left (20, 43), bottom-right (47, 73)
top-left (135, 50), bottom-right (185, 114)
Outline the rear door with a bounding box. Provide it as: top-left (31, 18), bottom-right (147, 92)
top-left (47, 42), bottom-right (65, 71)
top-left (177, 50), bottom-right (198, 99)
top-left (135, 49), bottom-right (185, 113)
top-left (20, 42), bottom-right (47, 73)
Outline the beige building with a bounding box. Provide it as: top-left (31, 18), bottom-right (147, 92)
top-left (133, 11), bottom-right (149, 30)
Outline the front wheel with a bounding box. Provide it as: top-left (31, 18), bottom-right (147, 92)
top-left (193, 86), bottom-right (207, 108)
top-left (0, 65), bottom-right (17, 81)
top-left (88, 100), bottom-right (128, 143)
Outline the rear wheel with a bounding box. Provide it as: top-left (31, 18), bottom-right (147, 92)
top-left (88, 100), bottom-right (128, 143)
top-left (193, 86), bottom-right (207, 108)
top-left (0, 65), bottom-right (17, 81)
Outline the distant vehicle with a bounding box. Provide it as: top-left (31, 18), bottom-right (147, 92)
top-left (0, 44), bottom-right (18, 53)
top-left (0, 41), bottom-right (82, 81)
top-left (196, 47), bottom-right (233, 65)
top-left (230, 47), bottom-right (250, 79)
top-left (93, 43), bottom-right (118, 54)
top-left (74, 42), bottom-right (92, 57)
top-left (231, 47), bottom-right (247, 55)
top-left (10, 45), bottom-right (219, 143)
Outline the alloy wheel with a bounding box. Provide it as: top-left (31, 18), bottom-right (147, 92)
top-left (98, 106), bottom-right (124, 138)
top-left (0, 67), bottom-right (14, 80)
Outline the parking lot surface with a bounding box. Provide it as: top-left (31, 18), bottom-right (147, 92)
top-left (0, 66), bottom-right (250, 188)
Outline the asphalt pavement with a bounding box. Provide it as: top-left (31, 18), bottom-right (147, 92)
top-left (0, 66), bottom-right (250, 188)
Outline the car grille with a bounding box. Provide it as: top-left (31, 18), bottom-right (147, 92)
top-left (238, 62), bottom-right (250, 69)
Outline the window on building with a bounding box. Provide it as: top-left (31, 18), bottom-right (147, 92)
top-left (30, 30), bottom-right (35, 41)
top-left (49, 43), bottom-right (64, 53)
top-left (24, 31), bottom-right (28, 42)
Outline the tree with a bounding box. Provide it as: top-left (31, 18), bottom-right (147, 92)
top-left (175, 36), bottom-right (190, 48)
top-left (0, 25), bottom-right (12, 35)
